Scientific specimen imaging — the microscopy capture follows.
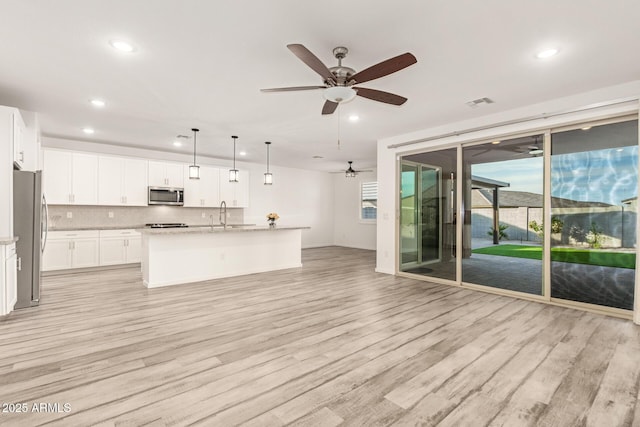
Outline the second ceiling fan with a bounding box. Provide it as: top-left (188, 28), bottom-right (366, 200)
top-left (261, 44), bottom-right (417, 115)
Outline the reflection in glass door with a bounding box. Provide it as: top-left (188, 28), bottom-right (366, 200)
top-left (400, 148), bottom-right (457, 281)
top-left (550, 120), bottom-right (638, 310)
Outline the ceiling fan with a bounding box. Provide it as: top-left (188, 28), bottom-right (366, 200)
top-left (261, 44), bottom-right (417, 115)
top-left (330, 161), bottom-right (372, 177)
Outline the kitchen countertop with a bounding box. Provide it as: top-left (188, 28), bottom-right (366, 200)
top-left (138, 225), bottom-right (310, 235)
top-left (49, 223), bottom-right (257, 232)
top-left (0, 236), bottom-right (19, 245)
top-left (49, 225), bottom-right (146, 231)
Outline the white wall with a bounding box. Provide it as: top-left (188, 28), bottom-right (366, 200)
top-left (332, 171), bottom-right (377, 250)
top-left (41, 137), bottom-right (335, 249)
top-left (376, 80), bottom-right (640, 275)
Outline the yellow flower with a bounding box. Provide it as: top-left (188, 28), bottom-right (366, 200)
top-left (266, 212), bottom-right (280, 220)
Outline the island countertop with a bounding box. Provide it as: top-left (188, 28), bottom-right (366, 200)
top-left (137, 225), bottom-right (310, 235)
top-left (140, 225), bottom-right (308, 287)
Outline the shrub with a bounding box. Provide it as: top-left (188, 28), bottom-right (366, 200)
top-left (488, 223), bottom-right (509, 240)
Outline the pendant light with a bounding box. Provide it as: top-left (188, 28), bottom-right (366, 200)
top-left (345, 161), bottom-right (357, 178)
top-left (189, 128), bottom-right (200, 180)
top-left (229, 135), bottom-right (239, 182)
top-left (264, 141), bottom-right (273, 185)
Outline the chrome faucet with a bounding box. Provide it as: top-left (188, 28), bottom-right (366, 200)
top-left (219, 200), bottom-right (227, 229)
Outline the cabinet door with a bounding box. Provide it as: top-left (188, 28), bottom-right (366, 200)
top-left (43, 150), bottom-right (73, 204)
top-left (98, 156), bottom-right (125, 205)
top-left (165, 163), bottom-right (184, 188)
top-left (218, 169), bottom-right (234, 206)
top-left (72, 153), bottom-right (99, 205)
top-left (234, 170), bottom-right (250, 207)
top-left (148, 161), bottom-right (168, 187)
top-left (42, 239), bottom-right (72, 271)
top-left (12, 112), bottom-right (25, 169)
top-left (42, 150), bottom-right (73, 205)
top-left (99, 238), bottom-right (127, 265)
top-left (124, 158), bottom-right (148, 205)
top-left (183, 165), bottom-right (203, 207)
top-left (5, 252), bottom-right (17, 313)
top-left (72, 238), bottom-right (100, 268)
top-left (219, 168), bottom-right (249, 207)
top-left (200, 166), bottom-right (220, 207)
top-left (126, 237), bottom-right (142, 263)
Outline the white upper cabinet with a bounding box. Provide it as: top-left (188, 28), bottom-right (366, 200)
top-left (43, 150), bottom-right (98, 205)
top-left (148, 161), bottom-right (184, 188)
top-left (219, 169), bottom-right (249, 208)
top-left (183, 165), bottom-right (220, 207)
top-left (12, 110), bottom-right (25, 169)
top-left (98, 156), bottom-right (148, 206)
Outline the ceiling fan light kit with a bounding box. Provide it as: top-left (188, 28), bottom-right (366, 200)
top-left (323, 86), bottom-right (356, 103)
top-left (189, 128), bottom-right (200, 180)
top-left (229, 135), bottom-right (239, 183)
top-left (261, 43), bottom-right (417, 115)
top-left (345, 161), bottom-right (357, 178)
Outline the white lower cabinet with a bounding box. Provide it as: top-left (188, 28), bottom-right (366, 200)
top-left (1, 243), bottom-right (17, 316)
top-left (43, 229), bottom-right (142, 271)
top-left (99, 230), bottom-right (141, 265)
top-left (43, 230), bottom-right (100, 271)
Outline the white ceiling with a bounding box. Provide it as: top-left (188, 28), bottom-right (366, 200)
top-left (1, 1), bottom-right (639, 172)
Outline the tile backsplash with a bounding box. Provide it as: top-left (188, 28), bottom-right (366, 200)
top-left (47, 205), bottom-right (244, 230)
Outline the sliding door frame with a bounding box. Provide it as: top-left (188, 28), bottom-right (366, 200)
top-left (395, 112), bottom-right (639, 321)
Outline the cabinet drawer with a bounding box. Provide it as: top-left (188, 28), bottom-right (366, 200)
top-left (99, 229), bottom-right (141, 238)
top-left (48, 230), bottom-right (100, 240)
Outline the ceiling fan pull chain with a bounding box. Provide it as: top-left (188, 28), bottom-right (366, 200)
top-left (337, 104), bottom-right (341, 149)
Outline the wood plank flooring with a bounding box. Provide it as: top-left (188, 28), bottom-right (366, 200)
top-left (1, 246), bottom-right (639, 426)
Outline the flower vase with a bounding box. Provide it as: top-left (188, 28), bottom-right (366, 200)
top-left (268, 220), bottom-right (276, 228)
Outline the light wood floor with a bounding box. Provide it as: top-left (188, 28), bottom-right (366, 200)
top-left (1, 246), bottom-right (640, 426)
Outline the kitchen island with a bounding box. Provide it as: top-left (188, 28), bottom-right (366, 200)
top-left (138, 225), bottom-right (309, 287)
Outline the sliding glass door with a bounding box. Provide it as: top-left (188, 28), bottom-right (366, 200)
top-left (550, 120), bottom-right (638, 310)
top-left (398, 117), bottom-right (638, 315)
top-left (400, 148), bottom-right (457, 281)
top-left (461, 135), bottom-right (545, 295)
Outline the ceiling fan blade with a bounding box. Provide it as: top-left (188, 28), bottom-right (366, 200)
top-left (349, 52), bottom-right (417, 84)
top-left (261, 86), bottom-right (326, 92)
top-left (322, 100), bottom-right (339, 115)
top-left (287, 44), bottom-right (335, 82)
top-left (354, 87), bottom-right (407, 105)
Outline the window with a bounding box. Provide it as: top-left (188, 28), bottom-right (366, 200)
top-left (361, 181), bottom-right (378, 220)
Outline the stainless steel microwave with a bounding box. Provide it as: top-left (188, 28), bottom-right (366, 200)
top-left (148, 187), bottom-right (184, 206)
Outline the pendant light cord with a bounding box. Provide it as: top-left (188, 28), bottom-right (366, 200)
top-left (191, 128), bottom-right (199, 166)
top-left (266, 143), bottom-right (270, 173)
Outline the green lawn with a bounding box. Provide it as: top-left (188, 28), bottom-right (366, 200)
top-left (472, 244), bottom-right (636, 269)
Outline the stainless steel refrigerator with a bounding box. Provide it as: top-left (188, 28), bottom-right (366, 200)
top-left (13, 170), bottom-right (48, 308)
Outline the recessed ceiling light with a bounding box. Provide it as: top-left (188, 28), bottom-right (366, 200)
top-left (82, 127), bottom-right (95, 135)
top-left (491, 140), bottom-right (501, 145)
top-left (536, 48), bottom-right (559, 59)
top-left (109, 40), bottom-right (135, 53)
top-left (90, 99), bottom-right (106, 107)
top-left (348, 115), bottom-right (359, 122)
top-left (616, 148), bottom-right (624, 152)
top-left (173, 141), bottom-right (182, 147)
top-left (581, 126), bottom-right (592, 130)
top-left (239, 151), bottom-right (247, 156)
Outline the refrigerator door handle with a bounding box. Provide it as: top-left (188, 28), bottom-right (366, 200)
top-left (42, 194), bottom-right (49, 253)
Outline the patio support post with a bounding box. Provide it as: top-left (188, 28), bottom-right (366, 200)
top-left (493, 187), bottom-right (500, 244)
